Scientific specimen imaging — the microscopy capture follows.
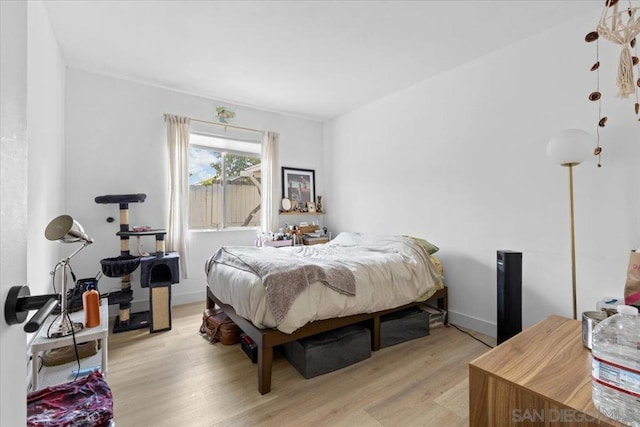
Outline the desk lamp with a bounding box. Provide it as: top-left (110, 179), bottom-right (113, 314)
top-left (45, 214), bottom-right (93, 337)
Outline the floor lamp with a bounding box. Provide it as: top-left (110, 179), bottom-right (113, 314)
top-left (546, 129), bottom-right (594, 320)
top-left (45, 214), bottom-right (93, 337)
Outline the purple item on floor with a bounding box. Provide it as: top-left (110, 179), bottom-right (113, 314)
top-left (27, 371), bottom-right (113, 426)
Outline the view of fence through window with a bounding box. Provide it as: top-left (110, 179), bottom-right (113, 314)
top-left (188, 134), bottom-right (261, 230)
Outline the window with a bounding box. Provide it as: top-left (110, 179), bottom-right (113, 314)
top-left (188, 133), bottom-right (261, 230)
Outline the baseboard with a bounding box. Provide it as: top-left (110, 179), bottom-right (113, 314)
top-left (170, 290), bottom-right (204, 306)
top-left (448, 310), bottom-right (496, 338)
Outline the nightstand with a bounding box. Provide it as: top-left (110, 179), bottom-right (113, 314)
top-left (29, 301), bottom-right (108, 391)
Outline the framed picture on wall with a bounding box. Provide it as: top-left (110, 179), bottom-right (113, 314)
top-left (282, 167), bottom-right (315, 205)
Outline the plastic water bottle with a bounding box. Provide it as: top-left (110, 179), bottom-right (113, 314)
top-left (591, 305), bottom-right (640, 426)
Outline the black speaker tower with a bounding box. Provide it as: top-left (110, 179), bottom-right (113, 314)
top-left (497, 250), bottom-right (522, 345)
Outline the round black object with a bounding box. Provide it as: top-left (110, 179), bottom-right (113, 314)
top-left (100, 255), bottom-right (141, 277)
top-left (4, 285), bottom-right (30, 325)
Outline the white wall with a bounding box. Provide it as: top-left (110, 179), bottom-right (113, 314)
top-left (27, 0), bottom-right (66, 296)
top-left (1, 2), bottom-right (66, 422)
top-left (64, 69), bottom-right (324, 311)
top-left (1, 1), bottom-right (28, 425)
top-left (324, 10), bottom-right (640, 336)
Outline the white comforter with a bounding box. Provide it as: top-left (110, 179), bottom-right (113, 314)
top-left (205, 232), bottom-right (443, 333)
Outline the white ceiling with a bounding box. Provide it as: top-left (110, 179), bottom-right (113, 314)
top-left (43, 1), bottom-right (602, 121)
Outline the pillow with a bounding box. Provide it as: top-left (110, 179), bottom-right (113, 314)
top-left (407, 236), bottom-right (439, 255)
top-left (430, 255), bottom-right (444, 279)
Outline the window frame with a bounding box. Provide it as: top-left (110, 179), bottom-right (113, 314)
top-left (188, 132), bottom-right (262, 232)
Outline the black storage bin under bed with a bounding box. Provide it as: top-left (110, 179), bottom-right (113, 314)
top-left (380, 306), bottom-right (430, 348)
top-left (283, 325), bottom-right (371, 379)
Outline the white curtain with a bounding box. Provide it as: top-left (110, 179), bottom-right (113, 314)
top-left (261, 131), bottom-right (279, 233)
top-left (165, 114), bottom-right (190, 278)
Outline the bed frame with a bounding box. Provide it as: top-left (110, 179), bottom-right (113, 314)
top-left (206, 286), bottom-right (448, 394)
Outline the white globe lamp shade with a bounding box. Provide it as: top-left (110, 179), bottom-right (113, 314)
top-left (546, 129), bottom-right (594, 166)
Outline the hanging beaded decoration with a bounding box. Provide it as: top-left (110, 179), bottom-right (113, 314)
top-left (586, 30), bottom-right (606, 167)
top-left (585, 0), bottom-right (640, 167)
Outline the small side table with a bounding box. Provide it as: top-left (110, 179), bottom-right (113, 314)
top-left (29, 301), bottom-right (109, 391)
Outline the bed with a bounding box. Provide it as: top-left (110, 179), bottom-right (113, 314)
top-left (205, 232), bottom-right (447, 394)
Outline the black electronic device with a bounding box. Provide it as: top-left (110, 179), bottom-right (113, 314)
top-left (497, 250), bottom-right (522, 345)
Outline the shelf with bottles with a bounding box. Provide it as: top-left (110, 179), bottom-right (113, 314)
top-left (279, 195), bottom-right (324, 215)
top-left (257, 221), bottom-right (330, 247)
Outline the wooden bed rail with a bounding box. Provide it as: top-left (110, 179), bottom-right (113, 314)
top-left (206, 286), bottom-right (448, 395)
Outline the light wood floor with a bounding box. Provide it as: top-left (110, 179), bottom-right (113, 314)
top-left (108, 302), bottom-right (495, 427)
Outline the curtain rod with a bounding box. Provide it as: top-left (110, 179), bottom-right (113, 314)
top-left (188, 117), bottom-right (264, 134)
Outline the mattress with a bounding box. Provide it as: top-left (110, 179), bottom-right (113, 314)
top-left (205, 232), bottom-right (444, 334)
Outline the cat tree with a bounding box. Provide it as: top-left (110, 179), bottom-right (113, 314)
top-left (95, 194), bottom-right (180, 333)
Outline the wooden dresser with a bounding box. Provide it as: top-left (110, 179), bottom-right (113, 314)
top-left (469, 315), bottom-right (626, 426)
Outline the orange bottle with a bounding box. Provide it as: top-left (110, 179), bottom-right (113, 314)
top-left (83, 284), bottom-right (101, 328)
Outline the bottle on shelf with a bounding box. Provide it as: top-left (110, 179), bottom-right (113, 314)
top-left (83, 282), bottom-right (101, 328)
top-left (591, 304), bottom-right (640, 426)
